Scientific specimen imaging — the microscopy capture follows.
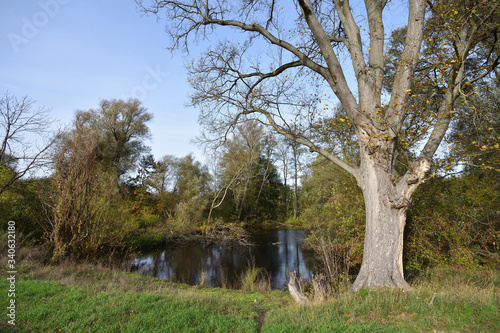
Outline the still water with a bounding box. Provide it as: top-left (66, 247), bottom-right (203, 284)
top-left (130, 229), bottom-right (318, 289)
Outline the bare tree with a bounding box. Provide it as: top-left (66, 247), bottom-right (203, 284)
top-left (138, 0), bottom-right (500, 290)
top-left (206, 152), bottom-right (245, 224)
top-left (0, 92), bottom-right (56, 195)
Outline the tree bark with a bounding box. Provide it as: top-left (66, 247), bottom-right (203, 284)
top-left (350, 143), bottom-right (412, 291)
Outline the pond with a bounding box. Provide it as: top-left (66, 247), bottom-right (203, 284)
top-left (130, 229), bottom-right (319, 289)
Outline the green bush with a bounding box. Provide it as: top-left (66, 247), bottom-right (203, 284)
top-left (406, 173), bottom-right (500, 271)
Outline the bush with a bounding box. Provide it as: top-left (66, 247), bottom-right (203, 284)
top-left (300, 157), bottom-right (365, 280)
top-left (406, 173), bottom-right (500, 271)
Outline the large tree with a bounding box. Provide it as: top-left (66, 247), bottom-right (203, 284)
top-left (51, 99), bottom-right (153, 259)
top-left (138, 0), bottom-right (500, 290)
top-left (74, 98), bottom-right (152, 176)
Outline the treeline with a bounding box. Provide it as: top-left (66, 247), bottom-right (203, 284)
top-left (0, 88), bottom-right (499, 272)
top-left (0, 96), bottom-right (303, 261)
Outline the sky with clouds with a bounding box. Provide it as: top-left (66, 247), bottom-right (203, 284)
top-left (1, 0), bottom-right (204, 162)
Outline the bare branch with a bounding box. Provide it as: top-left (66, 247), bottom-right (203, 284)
top-left (250, 107), bottom-right (360, 180)
top-left (0, 92), bottom-right (57, 195)
top-left (385, 0), bottom-right (426, 133)
top-left (298, 0), bottom-right (360, 119)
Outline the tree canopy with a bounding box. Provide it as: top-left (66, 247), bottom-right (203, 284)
top-left (74, 98), bottom-right (152, 176)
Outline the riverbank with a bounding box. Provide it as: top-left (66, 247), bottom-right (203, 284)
top-left (124, 220), bottom-right (255, 250)
top-left (127, 217), bottom-right (307, 250)
top-left (1, 261), bottom-right (498, 332)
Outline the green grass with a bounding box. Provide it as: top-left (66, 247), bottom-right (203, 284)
top-left (242, 266), bottom-right (263, 292)
top-left (0, 262), bottom-right (289, 332)
top-left (263, 286), bottom-right (499, 332)
top-left (263, 267), bottom-right (500, 332)
top-left (0, 262), bottom-right (498, 332)
top-left (0, 278), bottom-right (265, 332)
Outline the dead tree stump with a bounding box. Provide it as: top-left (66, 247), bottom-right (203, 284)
top-left (288, 272), bottom-right (331, 305)
top-left (312, 274), bottom-right (329, 303)
top-left (287, 271), bottom-right (310, 305)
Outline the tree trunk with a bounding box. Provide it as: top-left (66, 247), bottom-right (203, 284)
top-left (237, 177), bottom-right (250, 222)
top-left (253, 159), bottom-right (271, 217)
top-left (350, 143), bottom-right (411, 291)
top-left (292, 144), bottom-right (298, 219)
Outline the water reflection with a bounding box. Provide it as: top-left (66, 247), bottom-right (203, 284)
top-left (130, 229), bottom-right (317, 289)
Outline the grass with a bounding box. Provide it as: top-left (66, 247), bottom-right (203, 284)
top-left (0, 260), bottom-right (498, 332)
top-left (241, 259), bottom-right (271, 293)
top-left (242, 266), bottom-right (264, 292)
top-left (0, 262), bottom-right (289, 332)
top-left (1, 281), bottom-right (255, 332)
top-left (263, 267), bottom-right (500, 332)
top-left (1, 280), bottom-right (260, 332)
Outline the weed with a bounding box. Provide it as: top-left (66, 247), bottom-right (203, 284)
top-left (241, 258), bottom-right (271, 293)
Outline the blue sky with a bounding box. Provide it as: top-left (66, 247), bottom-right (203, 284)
top-left (1, 0), bottom-right (203, 161)
top-left (1, 0), bottom-right (409, 167)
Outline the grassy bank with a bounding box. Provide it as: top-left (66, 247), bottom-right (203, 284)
top-left (264, 268), bottom-right (500, 332)
top-left (1, 262), bottom-right (499, 332)
top-left (0, 262), bottom-right (287, 332)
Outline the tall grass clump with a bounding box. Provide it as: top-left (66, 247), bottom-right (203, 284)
top-left (241, 258), bottom-right (271, 292)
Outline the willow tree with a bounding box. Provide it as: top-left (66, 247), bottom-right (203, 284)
top-left (74, 98), bottom-right (152, 177)
top-left (138, 0), bottom-right (500, 290)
